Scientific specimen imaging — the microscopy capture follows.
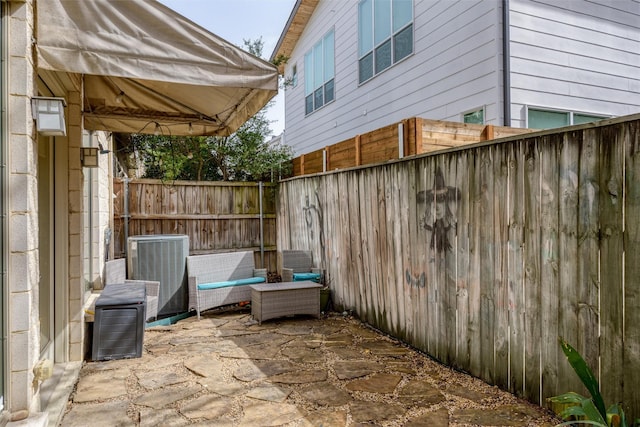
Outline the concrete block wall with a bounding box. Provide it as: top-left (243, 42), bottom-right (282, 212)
top-left (66, 90), bottom-right (85, 362)
top-left (6, 0), bottom-right (39, 417)
top-left (95, 132), bottom-right (112, 288)
top-left (82, 131), bottom-right (113, 292)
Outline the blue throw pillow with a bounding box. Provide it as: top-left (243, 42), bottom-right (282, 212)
top-left (293, 272), bottom-right (321, 282)
top-left (198, 276), bottom-right (265, 290)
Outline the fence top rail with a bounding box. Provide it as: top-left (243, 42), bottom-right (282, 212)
top-left (114, 178), bottom-right (277, 187)
top-left (280, 113), bottom-right (640, 183)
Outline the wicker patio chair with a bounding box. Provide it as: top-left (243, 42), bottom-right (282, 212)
top-left (281, 250), bottom-right (323, 283)
top-left (104, 258), bottom-right (160, 322)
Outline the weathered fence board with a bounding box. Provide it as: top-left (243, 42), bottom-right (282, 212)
top-left (406, 160), bottom-right (422, 347)
top-left (523, 138), bottom-right (542, 403)
top-left (507, 142), bottom-right (526, 396)
top-left (277, 115), bottom-right (640, 418)
top-left (576, 128), bottom-right (600, 384)
top-left (540, 134), bottom-right (560, 402)
top-left (113, 179), bottom-right (277, 271)
top-left (455, 150), bottom-right (472, 372)
top-left (442, 156), bottom-right (458, 366)
top-left (493, 145), bottom-right (509, 391)
top-left (557, 132), bottom-right (584, 395)
top-left (624, 120), bottom-right (640, 418)
top-left (478, 148), bottom-right (496, 385)
top-left (467, 152), bottom-right (483, 376)
top-left (421, 158), bottom-right (435, 355)
top-left (599, 124), bottom-right (625, 407)
top-left (391, 163), bottom-right (407, 339)
top-left (347, 173), bottom-right (360, 311)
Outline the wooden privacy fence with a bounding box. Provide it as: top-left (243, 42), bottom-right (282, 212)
top-left (292, 117), bottom-right (535, 176)
top-left (113, 179), bottom-right (277, 271)
top-left (277, 114), bottom-right (640, 418)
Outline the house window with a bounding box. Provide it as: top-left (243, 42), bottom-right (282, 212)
top-left (358, 0), bottom-right (413, 84)
top-left (464, 108), bottom-right (484, 124)
top-left (573, 113), bottom-right (607, 125)
top-left (528, 108), bottom-right (608, 129)
top-left (304, 29), bottom-right (335, 115)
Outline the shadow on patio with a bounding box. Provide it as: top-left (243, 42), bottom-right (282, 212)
top-left (59, 309), bottom-right (561, 426)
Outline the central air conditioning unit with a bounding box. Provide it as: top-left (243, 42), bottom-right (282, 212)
top-left (127, 234), bottom-right (189, 317)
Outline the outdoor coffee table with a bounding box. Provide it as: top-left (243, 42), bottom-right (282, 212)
top-left (250, 281), bottom-right (322, 324)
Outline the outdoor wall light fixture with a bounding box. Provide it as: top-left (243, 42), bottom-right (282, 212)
top-left (31, 96), bottom-right (67, 136)
top-left (81, 147), bottom-right (99, 168)
top-left (98, 142), bottom-right (110, 154)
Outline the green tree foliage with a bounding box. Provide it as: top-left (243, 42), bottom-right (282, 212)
top-left (132, 38), bottom-right (293, 182)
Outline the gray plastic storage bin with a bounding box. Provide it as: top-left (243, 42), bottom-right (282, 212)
top-left (92, 283), bottom-right (146, 361)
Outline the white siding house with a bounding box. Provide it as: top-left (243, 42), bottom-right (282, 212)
top-left (272, 0), bottom-right (640, 156)
top-left (509, 0), bottom-right (640, 128)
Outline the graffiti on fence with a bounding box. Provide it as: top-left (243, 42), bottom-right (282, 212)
top-left (303, 191), bottom-right (326, 270)
top-left (405, 270), bottom-right (426, 288)
top-left (418, 167), bottom-right (461, 255)
top-left (406, 167), bottom-right (461, 288)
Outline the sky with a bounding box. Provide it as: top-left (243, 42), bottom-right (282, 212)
top-left (159, 0), bottom-right (297, 137)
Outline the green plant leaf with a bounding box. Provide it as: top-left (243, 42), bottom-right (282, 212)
top-left (559, 337), bottom-right (607, 419)
top-left (581, 400), bottom-right (607, 425)
top-left (606, 403), bottom-right (626, 427)
top-left (560, 404), bottom-right (588, 419)
top-left (550, 392), bottom-right (591, 404)
top-left (555, 422), bottom-right (608, 427)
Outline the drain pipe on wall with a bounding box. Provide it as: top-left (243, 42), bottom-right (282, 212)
top-left (502, 0), bottom-right (511, 127)
top-left (86, 132), bottom-right (94, 285)
top-left (123, 178), bottom-right (130, 258)
top-left (1, 3), bottom-right (8, 394)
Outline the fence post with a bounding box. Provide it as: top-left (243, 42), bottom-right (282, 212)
top-left (355, 135), bottom-right (361, 166)
top-left (415, 117), bottom-right (424, 154)
top-left (481, 124), bottom-right (495, 141)
top-left (398, 122), bottom-right (405, 159)
top-left (323, 149), bottom-right (327, 172)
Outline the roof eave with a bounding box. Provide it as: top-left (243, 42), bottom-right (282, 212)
top-left (270, 0), bottom-right (319, 74)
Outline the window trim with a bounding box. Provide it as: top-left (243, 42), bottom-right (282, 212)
top-left (525, 106), bottom-right (610, 129)
top-left (304, 28), bottom-right (335, 116)
top-left (358, 0), bottom-right (414, 85)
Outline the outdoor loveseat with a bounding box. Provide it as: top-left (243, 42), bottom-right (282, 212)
top-left (186, 251), bottom-right (267, 319)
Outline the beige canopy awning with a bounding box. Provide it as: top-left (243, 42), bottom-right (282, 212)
top-left (36, 0), bottom-right (279, 136)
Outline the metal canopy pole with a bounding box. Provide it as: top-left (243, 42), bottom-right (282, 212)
top-left (259, 182), bottom-right (264, 268)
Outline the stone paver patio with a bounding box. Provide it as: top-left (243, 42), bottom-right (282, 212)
top-left (60, 309), bottom-right (561, 426)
